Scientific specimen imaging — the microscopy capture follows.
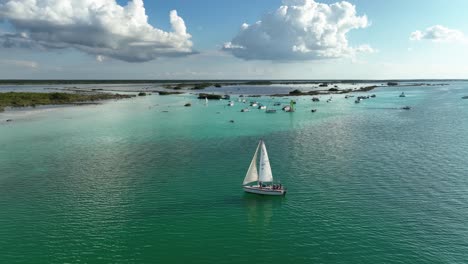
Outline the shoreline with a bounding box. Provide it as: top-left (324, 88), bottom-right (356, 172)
top-left (0, 80), bottom-right (453, 114)
top-left (0, 92), bottom-right (135, 112)
top-left (0, 79), bottom-right (461, 86)
top-left (0, 81), bottom-right (450, 97)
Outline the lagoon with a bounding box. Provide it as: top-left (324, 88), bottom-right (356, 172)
top-left (1, 82), bottom-right (468, 263)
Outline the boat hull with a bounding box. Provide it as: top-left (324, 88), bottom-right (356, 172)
top-left (243, 186), bottom-right (286, 196)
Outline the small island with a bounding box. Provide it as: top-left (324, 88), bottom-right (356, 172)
top-left (197, 93), bottom-right (223, 100)
top-left (0, 92), bottom-right (135, 112)
top-left (272, 85), bottom-right (378, 97)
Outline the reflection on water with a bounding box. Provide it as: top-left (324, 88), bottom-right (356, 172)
top-left (243, 194), bottom-right (283, 226)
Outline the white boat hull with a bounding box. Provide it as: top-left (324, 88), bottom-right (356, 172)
top-left (243, 186), bottom-right (286, 196)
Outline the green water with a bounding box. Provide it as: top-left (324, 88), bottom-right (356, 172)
top-left (1, 84), bottom-right (468, 263)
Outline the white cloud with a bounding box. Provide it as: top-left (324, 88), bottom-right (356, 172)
top-left (0, 59), bottom-right (38, 69)
top-left (410, 25), bottom-right (466, 42)
top-left (223, 0), bottom-right (371, 61)
top-left (355, 44), bottom-right (376, 53)
top-left (96, 55), bottom-right (105, 62)
top-left (0, 0), bottom-right (194, 62)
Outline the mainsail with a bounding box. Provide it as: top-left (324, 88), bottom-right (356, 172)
top-left (243, 142), bottom-right (261, 185)
top-left (258, 141), bottom-right (274, 182)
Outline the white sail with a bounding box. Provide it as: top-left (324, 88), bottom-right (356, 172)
top-left (205, 97), bottom-right (208, 105)
top-left (243, 142), bottom-right (261, 185)
top-left (258, 141), bottom-right (273, 183)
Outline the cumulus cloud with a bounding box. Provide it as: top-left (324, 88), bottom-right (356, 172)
top-left (410, 25), bottom-right (466, 42)
top-left (223, 0), bottom-right (372, 61)
top-left (0, 0), bottom-right (194, 62)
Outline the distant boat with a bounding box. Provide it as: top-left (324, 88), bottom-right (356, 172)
top-left (401, 106), bottom-right (411, 110)
top-left (266, 109), bottom-right (277, 113)
top-left (399, 92), bottom-right (406, 97)
top-left (282, 100), bottom-right (295, 112)
top-left (258, 105), bottom-right (267, 110)
top-left (462, 96), bottom-right (468, 99)
top-left (242, 140), bottom-right (286, 196)
top-left (241, 108), bottom-right (250, 112)
top-left (228, 101), bottom-right (234, 106)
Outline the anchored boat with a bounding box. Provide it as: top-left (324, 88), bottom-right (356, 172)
top-left (242, 140), bottom-right (286, 196)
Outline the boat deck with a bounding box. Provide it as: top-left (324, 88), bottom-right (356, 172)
top-left (243, 185), bottom-right (286, 196)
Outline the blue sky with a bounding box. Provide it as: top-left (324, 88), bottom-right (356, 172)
top-left (0, 0), bottom-right (467, 79)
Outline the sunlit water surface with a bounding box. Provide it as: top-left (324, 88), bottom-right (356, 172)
top-left (1, 83), bottom-right (468, 263)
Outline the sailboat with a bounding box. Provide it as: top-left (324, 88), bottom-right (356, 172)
top-left (242, 140), bottom-right (286, 196)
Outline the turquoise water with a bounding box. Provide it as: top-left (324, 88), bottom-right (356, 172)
top-left (1, 83), bottom-right (468, 263)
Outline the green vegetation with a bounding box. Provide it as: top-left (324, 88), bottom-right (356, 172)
top-left (244, 80), bottom-right (273, 85)
top-left (193, 83), bottom-right (212, 90)
top-left (0, 79), bottom-right (459, 87)
top-left (289, 89), bottom-right (303, 95)
top-left (162, 82), bottom-right (212, 90)
top-left (358, 85), bottom-right (378, 91)
top-left (138, 92), bottom-right (147, 96)
top-left (0, 80), bottom-right (162, 85)
top-left (277, 85), bottom-right (377, 97)
top-left (0, 92), bottom-right (134, 112)
top-left (162, 80), bottom-right (275, 90)
top-left (197, 93), bottom-right (222, 100)
top-left (158, 91), bottom-right (183, 95)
